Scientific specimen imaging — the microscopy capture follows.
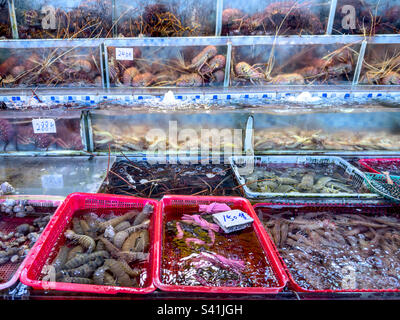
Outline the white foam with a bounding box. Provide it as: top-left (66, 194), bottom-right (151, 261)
top-left (287, 92), bottom-right (321, 103)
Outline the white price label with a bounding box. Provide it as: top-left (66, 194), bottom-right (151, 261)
top-left (32, 119), bottom-right (56, 134)
top-left (41, 174), bottom-right (64, 189)
top-left (212, 209), bottom-right (254, 233)
top-left (115, 48), bottom-right (134, 61)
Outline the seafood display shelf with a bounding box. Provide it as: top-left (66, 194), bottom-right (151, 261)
top-left (3, 99), bottom-right (400, 157)
top-left (1, 36), bottom-right (400, 90)
top-left (0, 154), bottom-right (400, 299)
top-left (1, 0), bottom-right (400, 39)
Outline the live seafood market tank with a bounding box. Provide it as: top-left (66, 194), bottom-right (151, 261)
top-left (89, 107), bottom-right (249, 156)
top-left (230, 42), bottom-right (361, 86)
top-left (113, 0), bottom-right (217, 37)
top-left (360, 43), bottom-right (400, 85)
top-left (221, 0), bottom-right (330, 36)
top-left (105, 43), bottom-right (227, 88)
top-left (0, 1), bottom-right (12, 39)
top-left (333, 0), bottom-right (400, 35)
top-left (252, 108), bottom-right (400, 152)
top-left (0, 109), bottom-right (84, 152)
top-left (14, 0), bottom-right (113, 39)
top-left (0, 40), bottom-right (103, 88)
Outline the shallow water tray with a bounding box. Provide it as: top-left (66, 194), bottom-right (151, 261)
top-left (0, 198), bottom-right (61, 291)
top-left (229, 156), bottom-right (378, 199)
top-left (154, 195), bottom-right (288, 294)
top-left (20, 193), bottom-right (159, 295)
top-left (254, 202), bottom-right (400, 293)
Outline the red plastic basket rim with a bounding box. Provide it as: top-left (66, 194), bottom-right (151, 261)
top-left (19, 193), bottom-right (158, 295)
top-left (253, 202), bottom-right (400, 293)
top-left (358, 158), bottom-right (400, 175)
top-left (0, 199), bottom-right (62, 291)
top-left (153, 195), bottom-right (288, 294)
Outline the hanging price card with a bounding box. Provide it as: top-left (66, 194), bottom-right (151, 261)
top-left (32, 119), bottom-right (56, 134)
top-left (212, 209), bottom-right (254, 233)
top-left (115, 48), bottom-right (134, 60)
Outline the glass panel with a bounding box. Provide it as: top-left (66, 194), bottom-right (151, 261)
top-left (253, 110), bottom-right (400, 152)
top-left (14, 0), bottom-right (113, 39)
top-left (333, 0), bottom-right (400, 35)
top-left (107, 44), bottom-right (227, 88)
top-left (90, 108), bottom-right (247, 155)
top-left (0, 156), bottom-right (114, 196)
top-left (231, 43), bottom-right (360, 86)
top-left (0, 110), bottom-right (84, 151)
top-left (0, 0), bottom-right (12, 38)
top-left (0, 45), bottom-right (102, 88)
top-left (360, 43), bottom-right (400, 85)
top-left (115, 0), bottom-right (216, 37)
top-left (222, 0), bottom-right (330, 36)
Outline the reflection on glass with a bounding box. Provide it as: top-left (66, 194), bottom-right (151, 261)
top-left (0, 156), bottom-right (114, 196)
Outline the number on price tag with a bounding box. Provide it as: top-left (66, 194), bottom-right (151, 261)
top-left (115, 48), bottom-right (134, 61)
top-left (212, 209), bottom-right (254, 233)
top-left (41, 174), bottom-right (64, 189)
top-left (32, 119), bottom-right (56, 134)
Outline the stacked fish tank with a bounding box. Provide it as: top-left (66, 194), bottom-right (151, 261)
top-left (0, 0), bottom-right (399, 301)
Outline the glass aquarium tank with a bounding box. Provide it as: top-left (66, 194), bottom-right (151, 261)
top-left (252, 108), bottom-right (400, 152)
top-left (359, 43), bottom-right (400, 85)
top-left (0, 0), bottom-right (12, 39)
top-left (0, 156), bottom-right (114, 196)
top-left (0, 109), bottom-right (84, 152)
top-left (230, 42), bottom-right (360, 86)
top-left (89, 106), bottom-right (248, 155)
top-left (14, 0), bottom-right (113, 39)
top-left (221, 0), bottom-right (330, 36)
top-left (114, 0), bottom-right (216, 37)
top-left (0, 40), bottom-right (103, 88)
top-left (105, 43), bottom-right (227, 88)
top-left (333, 0), bottom-right (400, 35)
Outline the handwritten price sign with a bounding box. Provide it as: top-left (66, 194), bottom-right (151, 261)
top-left (41, 174), bottom-right (64, 189)
top-left (115, 48), bottom-right (134, 61)
top-left (212, 209), bottom-right (254, 233)
top-left (32, 119), bottom-right (56, 134)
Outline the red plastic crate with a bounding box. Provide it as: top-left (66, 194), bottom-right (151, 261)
top-left (254, 202), bottom-right (400, 293)
top-left (154, 195), bottom-right (288, 294)
top-left (19, 193), bottom-right (159, 295)
top-left (358, 158), bottom-right (400, 175)
top-left (0, 199), bottom-right (61, 291)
